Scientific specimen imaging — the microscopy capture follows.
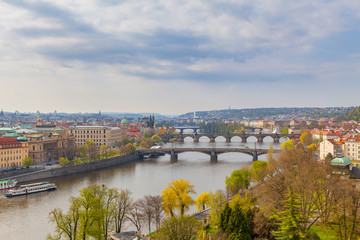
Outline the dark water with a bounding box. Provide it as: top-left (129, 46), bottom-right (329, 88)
top-left (0, 138), bottom-right (281, 239)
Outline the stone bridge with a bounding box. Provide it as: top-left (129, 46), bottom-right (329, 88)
top-left (137, 147), bottom-right (279, 163)
top-left (172, 133), bottom-right (300, 143)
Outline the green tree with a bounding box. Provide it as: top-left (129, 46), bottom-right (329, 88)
top-left (250, 160), bottom-right (268, 183)
top-left (151, 134), bottom-right (162, 144)
top-left (23, 157), bottom-right (34, 168)
top-left (208, 190), bottom-right (227, 226)
top-left (228, 204), bottom-right (252, 240)
top-left (225, 168), bottom-right (251, 196)
top-left (48, 197), bottom-right (81, 240)
top-left (281, 127), bottom-right (289, 134)
top-left (59, 157), bottom-right (70, 166)
top-left (100, 145), bottom-right (109, 159)
top-left (195, 192), bottom-right (210, 211)
top-left (219, 202), bottom-right (232, 233)
top-left (162, 179), bottom-right (195, 216)
top-left (272, 187), bottom-right (306, 240)
top-left (157, 215), bottom-right (201, 240)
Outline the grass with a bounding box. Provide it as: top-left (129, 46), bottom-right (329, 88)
top-left (311, 225), bottom-right (337, 240)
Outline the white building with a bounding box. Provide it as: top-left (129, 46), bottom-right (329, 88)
top-left (344, 136), bottom-right (360, 161)
top-left (319, 139), bottom-right (344, 160)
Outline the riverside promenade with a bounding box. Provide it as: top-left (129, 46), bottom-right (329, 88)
top-left (0, 154), bottom-right (138, 184)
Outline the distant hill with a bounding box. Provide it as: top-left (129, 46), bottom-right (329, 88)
top-left (336, 106), bottom-right (360, 122)
top-left (179, 107), bottom-right (354, 120)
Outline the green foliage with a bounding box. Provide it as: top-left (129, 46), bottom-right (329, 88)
top-left (208, 190), bottom-right (227, 226)
top-left (337, 106), bottom-right (360, 122)
top-left (157, 215), bottom-right (201, 240)
top-left (23, 157), bottom-right (34, 168)
top-left (59, 157), bottom-right (70, 165)
top-left (281, 127), bottom-right (289, 134)
top-left (272, 187), bottom-right (307, 240)
top-left (151, 134), bottom-right (162, 143)
top-left (219, 203), bottom-right (252, 240)
top-left (225, 168), bottom-right (251, 196)
top-left (250, 160), bottom-right (268, 182)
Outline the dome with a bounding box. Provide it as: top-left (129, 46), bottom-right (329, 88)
top-left (31, 135), bottom-right (41, 138)
top-left (330, 156), bottom-right (351, 166)
top-left (16, 136), bottom-right (28, 141)
top-left (121, 117), bottom-right (129, 124)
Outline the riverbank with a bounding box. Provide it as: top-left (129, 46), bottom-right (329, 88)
top-left (1, 154), bottom-right (138, 184)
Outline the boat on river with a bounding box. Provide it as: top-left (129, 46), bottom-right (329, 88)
top-left (0, 179), bottom-right (17, 190)
top-left (4, 181), bottom-right (56, 197)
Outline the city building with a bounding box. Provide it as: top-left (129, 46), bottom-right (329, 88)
top-left (344, 135), bottom-right (360, 161)
top-left (27, 134), bottom-right (76, 163)
top-left (0, 137), bottom-right (28, 168)
top-left (319, 139), bottom-right (344, 160)
top-left (68, 126), bottom-right (126, 147)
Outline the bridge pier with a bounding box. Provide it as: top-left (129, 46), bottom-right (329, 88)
top-left (226, 137), bottom-right (231, 143)
top-left (194, 136), bottom-right (199, 143)
top-left (241, 137), bottom-right (247, 143)
top-left (274, 137), bottom-right (280, 143)
top-left (170, 150), bottom-right (178, 163)
top-left (209, 137), bottom-right (215, 143)
top-left (257, 136), bottom-right (263, 143)
top-left (252, 151), bottom-right (258, 162)
top-left (210, 149), bottom-right (217, 163)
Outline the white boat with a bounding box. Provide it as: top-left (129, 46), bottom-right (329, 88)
top-left (0, 179), bottom-right (17, 190)
top-left (4, 181), bottom-right (56, 197)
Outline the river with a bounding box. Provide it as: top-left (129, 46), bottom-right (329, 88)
top-left (0, 137), bottom-right (281, 239)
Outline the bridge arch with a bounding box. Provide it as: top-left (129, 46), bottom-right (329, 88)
top-left (230, 136), bottom-right (242, 143)
top-left (246, 136), bottom-right (258, 143)
top-left (279, 136), bottom-right (290, 143)
top-left (263, 136), bottom-right (275, 143)
top-left (184, 136), bottom-right (195, 142)
top-left (215, 136), bottom-right (226, 142)
top-left (198, 136), bottom-right (210, 142)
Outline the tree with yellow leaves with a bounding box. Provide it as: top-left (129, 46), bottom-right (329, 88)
top-left (162, 179), bottom-right (196, 216)
top-left (196, 192), bottom-right (210, 211)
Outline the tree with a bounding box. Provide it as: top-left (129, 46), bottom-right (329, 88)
top-left (149, 195), bottom-right (164, 231)
top-left (48, 197), bottom-right (81, 240)
top-left (280, 139), bottom-right (295, 151)
top-left (300, 132), bottom-right (312, 147)
top-left (23, 157), bottom-right (34, 168)
top-left (196, 192), bottom-right (210, 211)
top-left (208, 190), bottom-right (227, 226)
top-left (281, 127), bottom-right (289, 134)
top-left (151, 134), bottom-right (162, 144)
top-left (272, 187), bottom-right (306, 240)
top-left (250, 160), bottom-right (268, 183)
top-left (59, 157), bottom-right (70, 166)
top-left (100, 145), bottom-right (109, 159)
top-left (86, 140), bottom-right (98, 160)
top-left (114, 189), bottom-right (133, 233)
top-left (138, 195), bottom-right (155, 237)
top-left (225, 168), bottom-right (251, 196)
top-left (162, 179), bottom-right (196, 216)
top-left (126, 201), bottom-right (143, 232)
top-left (157, 215), bottom-right (201, 240)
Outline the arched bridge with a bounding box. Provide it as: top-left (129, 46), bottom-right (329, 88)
top-left (137, 147), bottom-right (278, 163)
top-left (173, 133), bottom-right (300, 143)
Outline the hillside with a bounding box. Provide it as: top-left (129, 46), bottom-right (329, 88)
top-left (337, 106), bottom-right (360, 122)
top-left (179, 107), bottom-right (354, 120)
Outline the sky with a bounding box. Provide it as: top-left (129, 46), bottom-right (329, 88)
top-left (0, 0), bottom-right (360, 115)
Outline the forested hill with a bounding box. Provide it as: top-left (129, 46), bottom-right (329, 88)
top-left (336, 106), bottom-right (360, 122)
top-left (179, 107), bottom-right (354, 120)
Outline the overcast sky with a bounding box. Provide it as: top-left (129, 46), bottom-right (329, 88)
top-left (1, 0), bottom-right (359, 115)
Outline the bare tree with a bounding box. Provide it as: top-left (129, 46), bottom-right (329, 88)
top-left (114, 189), bottom-right (133, 233)
top-left (127, 201), bottom-right (143, 232)
top-left (149, 195), bottom-right (164, 231)
top-left (139, 196), bottom-right (154, 237)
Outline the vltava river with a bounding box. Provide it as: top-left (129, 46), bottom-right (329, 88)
top-left (0, 137), bottom-right (280, 239)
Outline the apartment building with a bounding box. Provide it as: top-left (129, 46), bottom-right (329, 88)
top-left (344, 135), bottom-right (360, 161)
top-left (68, 126), bottom-right (126, 147)
top-left (0, 137), bottom-right (28, 168)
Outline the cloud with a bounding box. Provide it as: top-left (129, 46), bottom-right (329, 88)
top-left (1, 0), bottom-right (360, 113)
